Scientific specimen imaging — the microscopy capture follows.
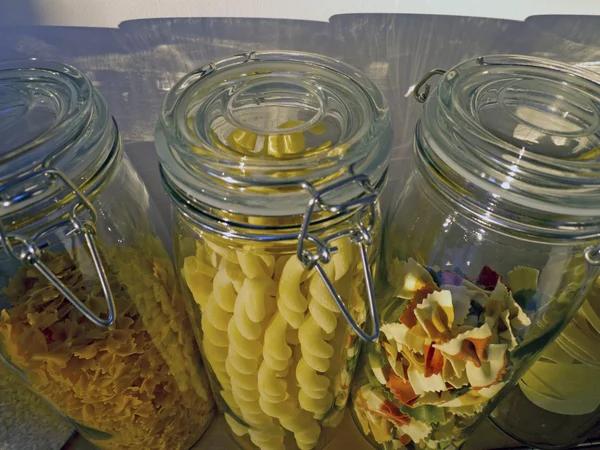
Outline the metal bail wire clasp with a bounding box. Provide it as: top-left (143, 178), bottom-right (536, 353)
top-left (297, 174), bottom-right (380, 342)
top-left (0, 168), bottom-right (116, 327)
top-left (413, 68), bottom-right (446, 103)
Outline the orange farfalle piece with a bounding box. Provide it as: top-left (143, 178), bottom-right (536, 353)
top-left (435, 324), bottom-right (493, 370)
top-left (400, 287), bottom-right (434, 329)
top-left (386, 372), bottom-right (419, 406)
top-left (397, 432), bottom-right (413, 446)
top-left (472, 354), bottom-right (508, 391)
top-left (457, 336), bottom-right (490, 368)
top-left (380, 400), bottom-right (411, 428)
top-left (424, 343), bottom-right (444, 378)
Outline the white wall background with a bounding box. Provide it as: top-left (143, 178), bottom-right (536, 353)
top-left (5, 0), bottom-right (600, 27)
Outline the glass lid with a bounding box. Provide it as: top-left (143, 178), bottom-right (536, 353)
top-left (0, 59), bottom-right (117, 217)
top-left (155, 51), bottom-right (391, 218)
top-left (419, 55), bottom-right (600, 226)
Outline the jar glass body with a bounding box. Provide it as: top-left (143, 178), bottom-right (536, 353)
top-left (0, 155), bottom-right (215, 450)
top-left (155, 51), bottom-right (392, 450)
top-left (351, 55), bottom-right (600, 450)
top-left (489, 276), bottom-right (600, 449)
top-left (351, 165), bottom-right (597, 450)
top-left (0, 361), bottom-right (74, 450)
top-left (0, 61), bottom-right (214, 450)
top-left (174, 208), bottom-right (378, 450)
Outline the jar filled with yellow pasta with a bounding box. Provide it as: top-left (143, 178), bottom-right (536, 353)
top-left (155, 51), bottom-right (392, 450)
top-left (0, 59), bottom-right (214, 449)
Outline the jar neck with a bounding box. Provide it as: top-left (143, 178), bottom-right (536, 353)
top-left (0, 119), bottom-right (122, 242)
top-left (166, 163), bottom-right (385, 242)
top-left (415, 120), bottom-right (600, 243)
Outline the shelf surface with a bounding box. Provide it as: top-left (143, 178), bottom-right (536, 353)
top-left (66, 412), bottom-right (524, 450)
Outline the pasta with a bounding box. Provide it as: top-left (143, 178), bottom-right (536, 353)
top-left (182, 234), bottom-right (364, 450)
top-left (353, 259), bottom-right (533, 450)
top-left (0, 239), bottom-right (214, 450)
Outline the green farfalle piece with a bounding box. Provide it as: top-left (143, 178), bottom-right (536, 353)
top-left (506, 266), bottom-right (540, 292)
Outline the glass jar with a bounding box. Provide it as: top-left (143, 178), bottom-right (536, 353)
top-left (0, 59), bottom-right (214, 449)
top-left (155, 51), bottom-right (392, 450)
top-left (0, 361), bottom-right (74, 449)
top-left (490, 280), bottom-right (600, 448)
top-left (350, 55), bottom-right (600, 450)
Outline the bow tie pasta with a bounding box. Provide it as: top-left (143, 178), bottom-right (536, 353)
top-left (352, 259), bottom-right (533, 450)
top-left (0, 237), bottom-right (214, 450)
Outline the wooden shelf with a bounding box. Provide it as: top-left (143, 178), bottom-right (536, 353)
top-left (65, 411), bottom-right (525, 450)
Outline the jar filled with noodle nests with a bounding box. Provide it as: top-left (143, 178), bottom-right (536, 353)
top-left (0, 59), bottom-right (214, 449)
top-left (155, 51), bottom-right (392, 450)
top-left (350, 55), bottom-right (600, 450)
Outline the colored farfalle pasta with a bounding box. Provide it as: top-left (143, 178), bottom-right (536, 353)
top-left (182, 234), bottom-right (366, 450)
top-left (0, 238), bottom-right (214, 450)
top-left (351, 258), bottom-right (533, 450)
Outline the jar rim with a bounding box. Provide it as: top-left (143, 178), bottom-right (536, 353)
top-left (417, 54), bottom-right (600, 239)
top-left (0, 59), bottom-right (120, 225)
top-left (155, 50), bottom-right (392, 219)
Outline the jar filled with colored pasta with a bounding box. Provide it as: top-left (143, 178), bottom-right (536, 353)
top-left (155, 51), bottom-right (392, 450)
top-left (350, 55), bottom-right (600, 450)
top-left (0, 59), bottom-right (214, 449)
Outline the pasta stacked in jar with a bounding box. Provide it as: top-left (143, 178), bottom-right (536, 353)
top-left (155, 51), bottom-right (392, 449)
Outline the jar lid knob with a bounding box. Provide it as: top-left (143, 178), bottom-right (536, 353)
top-left (297, 173), bottom-right (380, 342)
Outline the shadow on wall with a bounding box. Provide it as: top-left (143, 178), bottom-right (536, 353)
top-left (1, 13), bottom-right (600, 214)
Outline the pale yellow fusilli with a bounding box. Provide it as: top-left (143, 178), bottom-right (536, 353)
top-left (182, 236), bottom-right (359, 450)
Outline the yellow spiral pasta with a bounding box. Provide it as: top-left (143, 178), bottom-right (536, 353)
top-left (241, 277), bottom-right (277, 323)
top-left (297, 317), bottom-right (335, 418)
top-left (308, 297), bottom-right (338, 334)
top-left (238, 250), bottom-right (277, 279)
top-left (234, 286), bottom-right (263, 340)
top-left (201, 293), bottom-right (233, 391)
top-left (258, 362), bottom-right (288, 403)
top-left (228, 317), bottom-right (263, 359)
top-left (248, 428), bottom-right (285, 450)
top-left (299, 316), bottom-right (334, 359)
top-left (225, 412), bottom-right (249, 436)
top-left (182, 256), bottom-right (213, 310)
top-left (263, 312), bottom-right (293, 371)
top-left (224, 260), bottom-right (245, 292)
top-left (180, 235), bottom-right (361, 450)
top-left (206, 240), bottom-right (238, 263)
top-left (278, 257), bottom-right (309, 328)
top-left (213, 268), bottom-right (237, 313)
top-left (205, 293), bottom-right (233, 331)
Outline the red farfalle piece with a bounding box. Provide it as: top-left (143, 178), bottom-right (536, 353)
top-left (380, 400), bottom-right (411, 428)
top-left (475, 265), bottom-right (500, 290)
top-left (386, 372), bottom-right (419, 406)
top-left (424, 343), bottom-right (444, 378)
